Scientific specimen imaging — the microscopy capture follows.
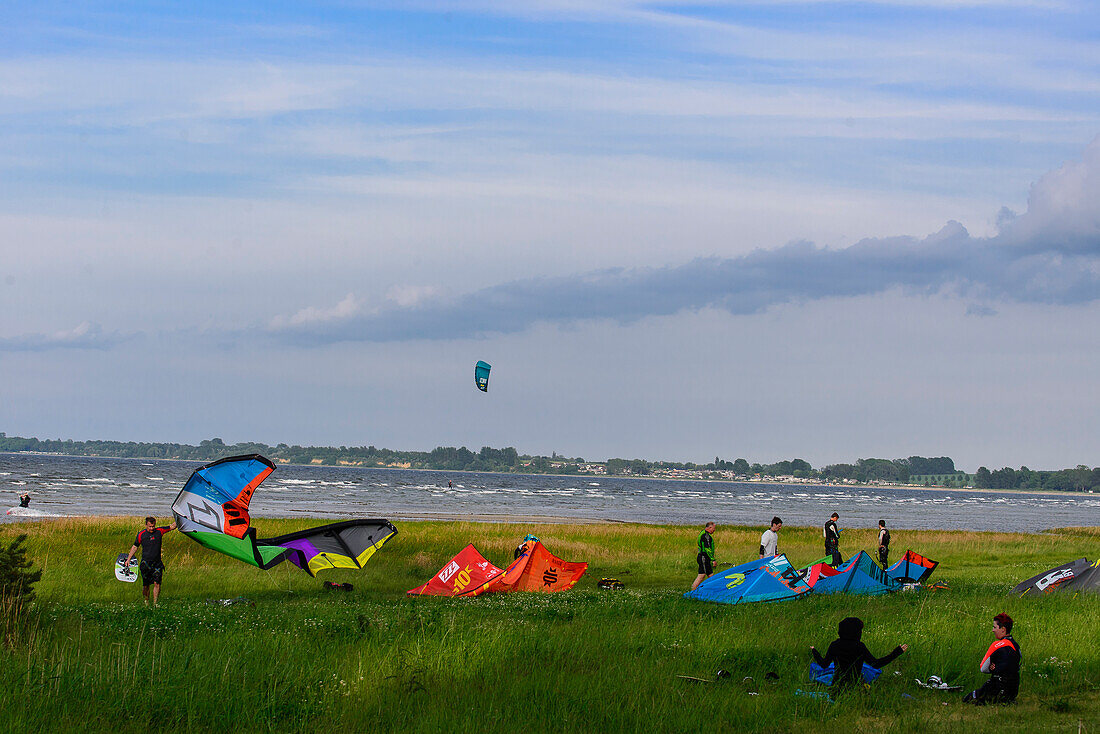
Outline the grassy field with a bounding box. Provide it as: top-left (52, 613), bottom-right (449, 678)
top-left (2, 518), bottom-right (1098, 733)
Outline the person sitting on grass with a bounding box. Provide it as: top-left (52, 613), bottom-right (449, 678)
top-left (810, 617), bottom-right (909, 688)
top-left (963, 613), bottom-right (1021, 705)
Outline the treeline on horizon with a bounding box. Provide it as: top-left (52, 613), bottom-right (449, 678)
top-left (0, 433), bottom-right (1097, 492)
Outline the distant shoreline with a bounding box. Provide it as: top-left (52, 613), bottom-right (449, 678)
top-left (2, 450), bottom-right (1095, 499)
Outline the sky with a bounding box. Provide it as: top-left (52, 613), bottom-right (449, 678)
top-left (1, 1), bottom-right (1098, 471)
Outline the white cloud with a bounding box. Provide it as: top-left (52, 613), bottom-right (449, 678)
top-left (269, 293), bottom-right (361, 329)
top-left (0, 321), bottom-right (133, 351)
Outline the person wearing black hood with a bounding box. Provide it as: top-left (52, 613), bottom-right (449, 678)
top-left (811, 617), bottom-right (909, 688)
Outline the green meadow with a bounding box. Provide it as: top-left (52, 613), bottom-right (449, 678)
top-left (2, 519), bottom-right (1098, 733)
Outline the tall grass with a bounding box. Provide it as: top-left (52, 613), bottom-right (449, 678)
top-left (1, 518), bottom-right (1098, 733)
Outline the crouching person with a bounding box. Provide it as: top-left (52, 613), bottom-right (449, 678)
top-left (963, 613), bottom-right (1021, 704)
top-left (810, 616), bottom-right (908, 688)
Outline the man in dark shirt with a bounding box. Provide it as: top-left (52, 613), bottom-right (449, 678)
top-left (877, 520), bottom-right (890, 568)
top-left (18, 493), bottom-right (30, 508)
top-left (811, 616), bottom-right (909, 688)
top-left (964, 613), bottom-right (1021, 704)
top-left (823, 513), bottom-right (841, 566)
top-left (125, 515), bottom-right (177, 605)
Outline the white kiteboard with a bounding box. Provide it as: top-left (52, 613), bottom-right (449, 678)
top-left (114, 552), bottom-right (139, 583)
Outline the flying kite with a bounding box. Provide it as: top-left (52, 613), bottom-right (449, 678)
top-left (474, 361), bottom-right (491, 392)
top-left (171, 454), bottom-right (397, 576)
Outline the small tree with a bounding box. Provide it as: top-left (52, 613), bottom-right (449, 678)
top-left (0, 534), bottom-right (42, 606)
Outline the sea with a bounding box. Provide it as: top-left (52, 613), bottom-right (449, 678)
top-left (2, 453), bottom-right (1098, 532)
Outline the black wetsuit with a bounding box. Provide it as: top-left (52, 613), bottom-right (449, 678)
top-left (824, 520), bottom-right (841, 566)
top-left (967, 637), bottom-right (1021, 704)
top-left (878, 528), bottom-right (890, 567)
top-left (697, 530), bottom-right (714, 575)
top-left (134, 527), bottom-right (171, 586)
top-left (812, 617), bottom-right (904, 688)
top-left (19, 495), bottom-right (30, 508)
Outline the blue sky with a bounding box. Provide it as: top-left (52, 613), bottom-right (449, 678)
top-left (1, 1), bottom-right (1098, 469)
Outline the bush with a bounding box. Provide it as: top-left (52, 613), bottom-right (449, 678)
top-left (0, 534), bottom-right (42, 606)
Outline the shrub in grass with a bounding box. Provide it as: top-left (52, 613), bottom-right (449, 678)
top-left (0, 533), bottom-right (42, 605)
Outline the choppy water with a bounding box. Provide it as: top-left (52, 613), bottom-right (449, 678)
top-left (2, 453), bottom-right (1098, 532)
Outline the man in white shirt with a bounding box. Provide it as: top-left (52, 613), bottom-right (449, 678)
top-left (759, 516), bottom-right (782, 558)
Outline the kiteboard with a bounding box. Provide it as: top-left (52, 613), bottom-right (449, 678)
top-left (114, 553), bottom-right (138, 583)
top-left (6, 506), bottom-right (63, 517)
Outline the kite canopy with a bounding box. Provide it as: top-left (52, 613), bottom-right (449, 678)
top-left (171, 454), bottom-right (397, 577)
top-left (1013, 558), bottom-right (1090, 595)
top-left (406, 540), bottom-right (587, 596)
top-left (685, 555), bottom-right (811, 604)
top-left (407, 544), bottom-right (504, 597)
top-left (809, 552), bottom-right (899, 596)
top-left (478, 540), bottom-right (587, 593)
top-left (885, 550), bottom-right (939, 584)
top-left (474, 361), bottom-right (491, 392)
top-left (1058, 559), bottom-right (1100, 594)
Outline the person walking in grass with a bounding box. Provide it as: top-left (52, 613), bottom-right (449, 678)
top-left (124, 515), bottom-right (177, 605)
top-left (877, 520), bottom-right (891, 568)
top-left (824, 513), bottom-right (841, 566)
top-left (963, 613), bottom-right (1021, 705)
top-left (691, 522), bottom-right (716, 591)
top-left (759, 517), bottom-right (782, 558)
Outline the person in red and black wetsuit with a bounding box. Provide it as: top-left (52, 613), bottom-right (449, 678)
top-left (124, 516), bottom-right (176, 605)
top-left (811, 616), bottom-right (909, 689)
top-left (963, 613), bottom-right (1021, 704)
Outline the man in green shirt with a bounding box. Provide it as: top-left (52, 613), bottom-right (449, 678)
top-left (691, 522), bottom-right (716, 591)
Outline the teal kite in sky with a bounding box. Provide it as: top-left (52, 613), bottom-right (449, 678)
top-left (475, 361), bottom-right (491, 392)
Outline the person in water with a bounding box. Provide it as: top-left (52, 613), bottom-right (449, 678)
top-left (877, 520), bottom-right (890, 568)
top-left (963, 613), bottom-right (1021, 704)
top-left (18, 493), bottom-right (30, 508)
top-left (759, 516), bottom-right (782, 558)
top-left (823, 513), bottom-right (841, 566)
top-left (811, 617), bottom-right (909, 688)
top-left (124, 516), bottom-right (177, 605)
top-left (691, 522), bottom-right (716, 591)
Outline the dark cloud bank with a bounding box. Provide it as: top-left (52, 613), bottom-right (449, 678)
top-left (276, 137), bottom-right (1100, 345)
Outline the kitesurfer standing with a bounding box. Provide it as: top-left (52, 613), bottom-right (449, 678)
top-left (963, 613), bottom-right (1021, 704)
top-left (877, 520), bottom-right (890, 568)
top-left (18, 492), bottom-right (30, 508)
top-left (124, 516), bottom-right (177, 605)
top-left (691, 522), bottom-right (716, 591)
top-left (824, 513), bottom-right (841, 566)
top-left (759, 517), bottom-right (782, 558)
top-left (810, 617), bottom-right (909, 688)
